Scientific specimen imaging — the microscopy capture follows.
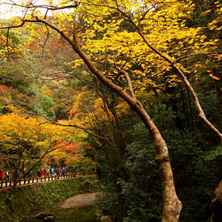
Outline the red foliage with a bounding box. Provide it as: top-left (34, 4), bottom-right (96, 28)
top-left (55, 141), bottom-right (81, 154)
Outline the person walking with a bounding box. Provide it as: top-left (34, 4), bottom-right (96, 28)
top-left (0, 169), bottom-right (5, 180)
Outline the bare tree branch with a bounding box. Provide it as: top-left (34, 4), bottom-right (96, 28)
top-left (23, 144), bottom-right (57, 178)
top-left (117, 68), bottom-right (136, 99)
top-left (41, 24), bottom-right (50, 57)
top-left (0, 1), bottom-right (79, 12)
top-left (52, 122), bottom-right (108, 141)
top-left (6, 28), bottom-right (10, 58)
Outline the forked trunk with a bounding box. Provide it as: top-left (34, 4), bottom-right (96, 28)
top-left (71, 41), bottom-right (182, 222)
top-left (40, 23), bottom-right (182, 221)
top-left (132, 101), bottom-right (182, 222)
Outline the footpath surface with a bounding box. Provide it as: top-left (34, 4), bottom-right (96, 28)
top-left (59, 192), bottom-right (103, 209)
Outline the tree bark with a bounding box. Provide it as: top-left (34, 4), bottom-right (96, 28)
top-left (129, 100), bottom-right (182, 222)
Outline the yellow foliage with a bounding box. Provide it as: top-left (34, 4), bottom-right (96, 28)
top-left (0, 113), bottom-right (75, 155)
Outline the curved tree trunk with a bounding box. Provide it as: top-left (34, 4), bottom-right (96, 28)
top-left (53, 24), bottom-right (182, 222)
top-left (2, 18), bottom-right (182, 222)
top-left (130, 100), bottom-right (182, 222)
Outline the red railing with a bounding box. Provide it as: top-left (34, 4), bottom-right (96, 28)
top-left (0, 173), bottom-right (76, 189)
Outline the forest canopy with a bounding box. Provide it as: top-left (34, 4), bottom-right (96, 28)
top-left (0, 0), bottom-right (222, 222)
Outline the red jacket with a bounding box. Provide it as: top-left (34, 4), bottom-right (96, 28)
top-left (0, 170), bottom-right (5, 180)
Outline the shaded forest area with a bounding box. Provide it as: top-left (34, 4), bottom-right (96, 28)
top-left (0, 0), bottom-right (222, 222)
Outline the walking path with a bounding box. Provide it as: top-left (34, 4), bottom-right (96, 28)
top-left (0, 174), bottom-right (95, 190)
top-left (59, 192), bottom-right (103, 209)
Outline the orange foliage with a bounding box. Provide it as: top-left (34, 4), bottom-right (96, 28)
top-left (0, 84), bottom-right (11, 96)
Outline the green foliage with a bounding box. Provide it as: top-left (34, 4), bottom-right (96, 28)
top-left (51, 207), bottom-right (98, 222)
top-left (33, 95), bottom-right (55, 120)
top-left (0, 176), bottom-right (99, 222)
top-left (203, 145), bottom-right (222, 161)
top-left (70, 158), bottom-right (96, 175)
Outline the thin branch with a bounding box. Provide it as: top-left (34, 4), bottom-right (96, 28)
top-left (52, 122), bottom-right (111, 142)
top-left (117, 68), bottom-right (136, 99)
top-left (21, 6), bottom-right (29, 20)
top-left (139, 8), bottom-right (151, 22)
top-left (6, 28), bottom-right (10, 58)
top-left (41, 24), bottom-right (50, 57)
top-left (44, 8), bottom-right (49, 19)
top-left (0, 20), bottom-right (26, 29)
top-left (0, 1), bottom-right (79, 11)
top-left (23, 143), bottom-right (57, 177)
top-left (39, 118), bottom-right (111, 145)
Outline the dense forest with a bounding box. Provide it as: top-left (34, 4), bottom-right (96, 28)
top-left (0, 0), bottom-right (222, 222)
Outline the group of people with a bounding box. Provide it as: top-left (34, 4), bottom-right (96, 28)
top-left (37, 165), bottom-right (67, 178)
top-left (0, 165), bottom-right (68, 181)
top-left (0, 169), bottom-right (5, 180)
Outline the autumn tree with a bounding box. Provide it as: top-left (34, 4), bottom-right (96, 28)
top-left (0, 4), bottom-right (182, 222)
top-left (0, 113), bottom-right (76, 184)
top-left (1, 0), bottom-right (222, 221)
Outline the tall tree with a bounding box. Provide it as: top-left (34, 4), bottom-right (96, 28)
top-left (1, 0), bottom-right (222, 221)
